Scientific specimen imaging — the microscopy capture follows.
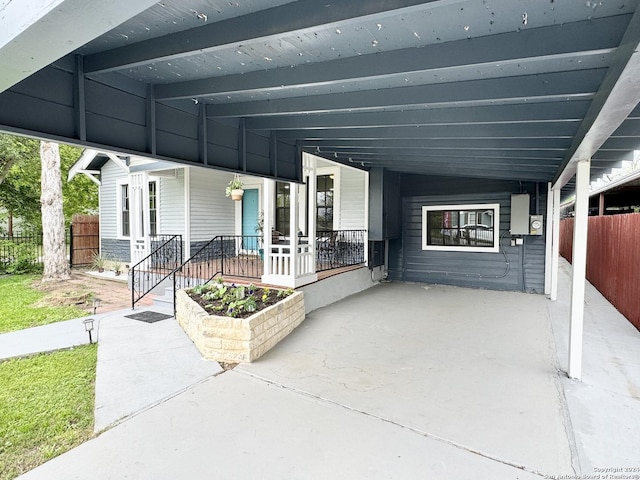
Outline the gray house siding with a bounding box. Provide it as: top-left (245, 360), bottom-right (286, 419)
top-left (339, 167), bottom-right (367, 230)
top-left (388, 176), bottom-right (547, 294)
top-left (99, 161), bottom-right (127, 261)
top-left (99, 161), bottom-right (121, 241)
top-left (189, 167), bottom-right (235, 244)
top-left (158, 168), bottom-right (185, 236)
top-left (99, 163), bottom-right (188, 264)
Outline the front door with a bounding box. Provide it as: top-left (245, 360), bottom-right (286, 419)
top-left (242, 188), bottom-right (260, 251)
top-left (129, 172), bottom-right (151, 265)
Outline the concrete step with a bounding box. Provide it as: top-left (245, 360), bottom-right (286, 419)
top-left (153, 286), bottom-right (175, 309)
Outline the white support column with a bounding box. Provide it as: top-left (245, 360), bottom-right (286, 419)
top-left (262, 179), bottom-right (275, 276)
top-left (307, 155), bottom-right (318, 267)
top-left (544, 183), bottom-right (553, 295)
top-left (261, 174), bottom-right (317, 288)
top-left (183, 167), bottom-right (191, 260)
top-left (568, 158), bottom-right (591, 380)
top-left (550, 188), bottom-right (561, 301)
top-left (289, 180), bottom-right (299, 274)
top-left (364, 170), bottom-right (370, 266)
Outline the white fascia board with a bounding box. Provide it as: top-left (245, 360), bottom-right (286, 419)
top-left (0, 0), bottom-right (159, 92)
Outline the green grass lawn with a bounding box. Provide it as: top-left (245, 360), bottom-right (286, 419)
top-left (0, 345), bottom-right (97, 480)
top-left (0, 275), bottom-right (88, 334)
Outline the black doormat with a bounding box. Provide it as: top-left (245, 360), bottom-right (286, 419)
top-left (125, 311), bottom-right (173, 323)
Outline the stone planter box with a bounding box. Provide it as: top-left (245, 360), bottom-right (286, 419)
top-left (175, 289), bottom-right (305, 363)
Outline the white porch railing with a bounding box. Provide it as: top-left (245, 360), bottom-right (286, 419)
top-left (295, 243), bottom-right (314, 277)
top-left (264, 241), bottom-right (316, 287)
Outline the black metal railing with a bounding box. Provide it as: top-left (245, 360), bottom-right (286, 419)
top-left (173, 235), bottom-right (263, 289)
top-left (314, 229), bottom-right (366, 272)
top-left (171, 234), bottom-right (264, 314)
top-left (0, 231), bottom-right (71, 272)
top-left (130, 234), bottom-right (182, 308)
top-left (168, 230), bottom-right (365, 313)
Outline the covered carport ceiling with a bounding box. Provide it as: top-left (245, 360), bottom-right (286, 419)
top-left (1, 0), bottom-right (640, 197)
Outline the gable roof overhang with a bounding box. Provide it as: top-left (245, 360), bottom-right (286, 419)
top-left (2, 0), bottom-right (640, 199)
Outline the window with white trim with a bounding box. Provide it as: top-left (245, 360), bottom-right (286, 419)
top-left (147, 180), bottom-right (157, 236)
top-left (120, 184), bottom-right (130, 237)
top-left (117, 180), bottom-right (158, 238)
top-left (422, 203), bottom-right (500, 253)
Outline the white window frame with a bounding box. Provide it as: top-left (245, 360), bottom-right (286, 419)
top-left (116, 178), bottom-right (130, 240)
top-left (422, 203), bottom-right (500, 253)
top-left (116, 177), bottom-right (160, 239)
top-left (315, 166), bottom-right (340, 230)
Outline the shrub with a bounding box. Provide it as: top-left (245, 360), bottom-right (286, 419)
top-left (0, 240), bottom-right (40, 274)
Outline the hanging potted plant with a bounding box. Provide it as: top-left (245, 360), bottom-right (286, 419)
top-left (225, 174), bottom-right (244, 201)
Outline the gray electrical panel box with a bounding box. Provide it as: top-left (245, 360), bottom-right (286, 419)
top-left (510, 194), bottom-right (530, 235)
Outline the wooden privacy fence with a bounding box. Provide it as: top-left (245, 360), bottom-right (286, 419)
top-left (70, 214), bottom-right (99, 267)
top-left (560, 214), bottom-right (640, 330)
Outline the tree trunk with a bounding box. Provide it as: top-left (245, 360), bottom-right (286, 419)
top-left (40, 141), bottom-right (70, 282)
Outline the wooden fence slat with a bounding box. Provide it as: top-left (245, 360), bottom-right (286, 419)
top-left (71, 214), bottom-right (99, 267)
top-left (560, 214), bottom-right (640, 331)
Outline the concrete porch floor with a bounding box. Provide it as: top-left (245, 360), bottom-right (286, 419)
top-left (17, 259), bottom-right (640, 479)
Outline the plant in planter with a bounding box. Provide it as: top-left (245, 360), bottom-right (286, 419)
top-left (225, 174), bottom-right (244, 201)
top-left (176, 278), bottom-right (305, 363)
top-left (112, 259), bottom-right (123, 276)
top-left (188, 279), bottom-right (293, 318)
top-left (91, 252), bottom-right (106, 273)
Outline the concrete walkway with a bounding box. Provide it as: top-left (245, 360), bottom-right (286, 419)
top-left (91, 306), bottom-right (222, 431)
top-left (11, 258), bottom-right (640, 479)
top-left (0, 316), bottom-right (91, 360)
top-left (547, 260), bottom-right (640, 473)
top-left (0, 304), bottom-right (222, 432)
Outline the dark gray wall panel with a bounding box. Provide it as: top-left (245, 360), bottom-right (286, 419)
top-left (0, 91), bottom-right (76, 138)
top-left (245, 131), bottom-right (270, 175)
top-left (276, 141), bottom-right (297, 180)
top-left (523, 193), bottom-right (547, 294)
top-left (388, 237), bottom-right (403, 281)
top-left (246, 154), bottom-right (270, 176)
top-left (86, 113), bottom-right (148, 152)
top-left (208, 144), bottom-right (240, 170)
top-left (246, 131), bottom-right (269, 156)
top-left (389, 175), bottom-right (547, 294)
top-left (208, 120), bottom-right (239, 150)
top-left (400, 192), bottom-right (522, 291)
top-left (11, 66), bottom-right (74, 107)
top-left (156, 103), bottom-right (198, 140)
top-left (85, 80), bottom-right (146, 125)
top-left (0, 67), bottom-right (300, 182)
top-left (401, 175), bottom-right (523, 197)
top-left (156, 130), bottom-right (199, 161)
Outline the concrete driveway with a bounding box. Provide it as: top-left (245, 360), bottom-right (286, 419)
top-left (239, 282), bottom-right (575, 476)
top-left (17, 258), bottom-right (640, 479)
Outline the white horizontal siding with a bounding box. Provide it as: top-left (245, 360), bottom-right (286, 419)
top-left (189, 167), bottom-right (236, 241)
top-left (339, 166), bottom-right (366, 230)
top-left (99, 161), bottom-right (125, 240)
top-left (158, 169), bottom-right (185, 235)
